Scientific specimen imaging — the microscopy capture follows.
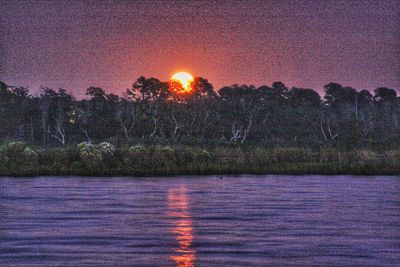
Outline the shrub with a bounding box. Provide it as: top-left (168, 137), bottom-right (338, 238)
top-left (354, 149), bottom-right (379, 165)
top-left (0, 141), bottom-right (27, 157)
top-left (39, 147), bottom-right (79, 166)
top-left (174, 147), bottom-right (196, 163)
top-left (319, 148), bottom-right (339, 162)
top-left (77, 141), bottom-right (91, 150)
top-left (23, 147), bottom-right (38, 163)
top-left (78, 143), bottom-right (103, 166)
top-left (254, 147), bottom-right (268, 162)
top-left (157, 146), bottom-right (174, 153)
top-left (0, 142), bottom-right (40, 168)
top-left (151, 146), bottom-right (176, 164)
top-left (70, 161), bottom-right (84, 169)
top-left (384, 150), bottom-right (400, 164)
top-left (196, 149), bottom-right (213, 160)
top-left (0, 141), bottom-right (27, 162)
top-left (255, 147), bottom-right (267, 155)
top-left (129, 145), bottom-right (146, 153)
top-left (98, 142), bottom-right (115, 157)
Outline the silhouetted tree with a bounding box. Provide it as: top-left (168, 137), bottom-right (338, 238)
top-left (0, 78), bottom-right (399, 148)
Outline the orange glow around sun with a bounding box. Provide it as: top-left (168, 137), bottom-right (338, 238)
top-left (170, 72), bottom-right (194, 94)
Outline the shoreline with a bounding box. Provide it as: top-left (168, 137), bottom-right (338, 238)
top-left (2, 173), bottom-right (399, 178)
top-left (1, 165), bottom-right (399, 177)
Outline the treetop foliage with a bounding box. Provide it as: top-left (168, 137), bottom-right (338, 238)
top-left (0, 77), bottom-right (398, 147)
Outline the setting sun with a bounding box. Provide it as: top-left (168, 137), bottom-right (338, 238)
top-left (171, 72), bottom-right (194, 93)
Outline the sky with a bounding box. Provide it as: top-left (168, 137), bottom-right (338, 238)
top-left (1, 0), bottom-right (399, 98)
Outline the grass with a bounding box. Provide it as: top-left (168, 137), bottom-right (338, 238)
top-left (1, 145), bottom-right (400, 176)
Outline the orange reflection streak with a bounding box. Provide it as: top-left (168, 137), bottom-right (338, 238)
top-left (167, 186), bottom-right (196, 267)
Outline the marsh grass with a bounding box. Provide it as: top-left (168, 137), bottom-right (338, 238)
top-left (0, 144), bottom-right (399, 176)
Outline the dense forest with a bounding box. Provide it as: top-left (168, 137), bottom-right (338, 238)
top-left (1, 77), bottom-right (398, 148)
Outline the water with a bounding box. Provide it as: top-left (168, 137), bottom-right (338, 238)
top-left (0, 175), bottom-right (399, 266)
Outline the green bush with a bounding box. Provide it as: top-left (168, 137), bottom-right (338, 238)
top-left (23, 147), bottom-right (38, 163)
top-left (255, 147), bottom-right (267, 156)
top-left (77, 141), bottom-right (91, 150)
top-left (76, 142), bottom-right (114, 166)
top-left (151, 146), bottom-right (176, 165)
top-left (196, 149), bottom-right (213, 160)
top-left (39, 147), bottom-right (79, 166)
top-left (384, 150), bottom-right (400, 164)
top-left (0, 141), bottom-right (27, 159)
top-left (129, 145), bottom-right (146, 153)
top-left (78, 143), bottom-right (103, 166)
top-left (98, 142), bottom-right (115, 157)
top-left (0, 142), bottom-right (38, 166)
top-left (319, 148), bottom-right (339, 162)
top-left (354, 149), bottom-right (379, 165)
top-left (157, 146), bottom-right (174, 153)
top-left (70, 161), bottom-right (84, 169)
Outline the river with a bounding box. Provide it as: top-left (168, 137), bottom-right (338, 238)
top-left (0, 175), bottom-right (399, 266)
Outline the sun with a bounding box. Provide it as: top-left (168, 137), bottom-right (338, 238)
top-left (170, 72), bottom-right (194, 93)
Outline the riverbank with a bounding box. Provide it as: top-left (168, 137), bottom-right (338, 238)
top-left (1, 142), bottom-right (399, 176)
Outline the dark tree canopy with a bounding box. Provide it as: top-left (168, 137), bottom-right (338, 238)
top-left (0, 77), bottom-right (399, 147)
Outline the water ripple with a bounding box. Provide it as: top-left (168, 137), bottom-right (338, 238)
top-left (0, 175), bottom-right (399, 266)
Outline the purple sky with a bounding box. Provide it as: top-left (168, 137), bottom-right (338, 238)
top-left (1, 0), bottom-right (399, 98)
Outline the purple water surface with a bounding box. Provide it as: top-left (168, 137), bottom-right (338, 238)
top-left (0, 175), bottom-right (399, 266)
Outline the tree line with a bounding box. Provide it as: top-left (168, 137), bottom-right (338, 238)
top-left (0, 77), bottom-right (398, 147)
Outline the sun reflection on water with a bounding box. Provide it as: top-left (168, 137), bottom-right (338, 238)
top-left (167, 186), bottom-right (196, 267)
